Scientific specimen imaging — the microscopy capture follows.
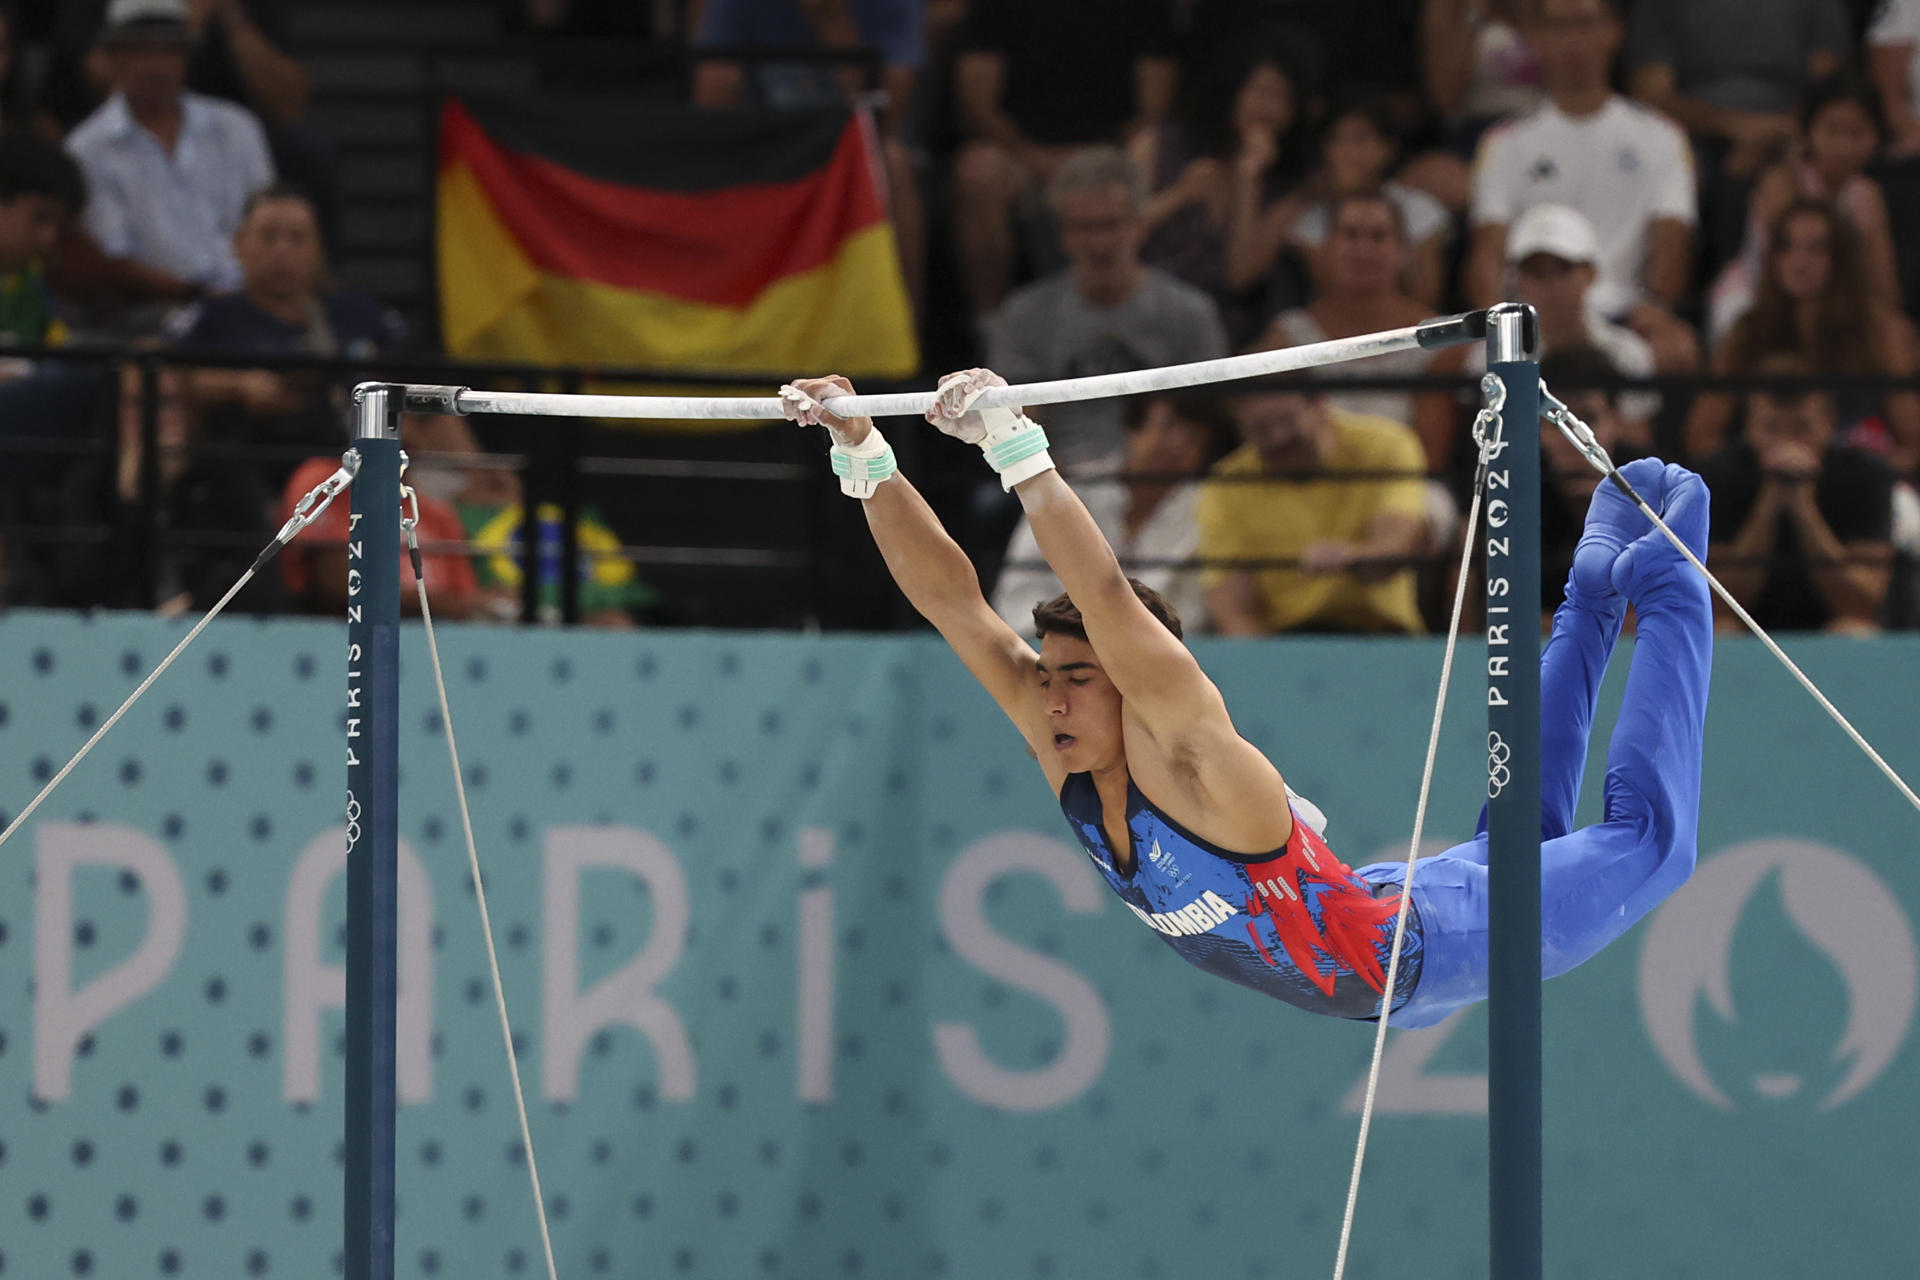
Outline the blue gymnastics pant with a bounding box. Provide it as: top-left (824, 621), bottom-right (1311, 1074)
top-left (1359, 463), bottom-right (1714, 1030)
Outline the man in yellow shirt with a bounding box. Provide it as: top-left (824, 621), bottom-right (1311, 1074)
top-left (1200, 389), bottom-right (1429, 633)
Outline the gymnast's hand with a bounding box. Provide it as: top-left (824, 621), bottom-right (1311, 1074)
top-left (780, 375), bottom-right (874, 449)
top-left (926, 368), bottom-right (1025, 444)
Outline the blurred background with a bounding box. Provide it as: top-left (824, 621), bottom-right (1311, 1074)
top-left (3, 0), bottom-right (1920, 1276)
top-left (0, 0), bottom-right (1916, 635)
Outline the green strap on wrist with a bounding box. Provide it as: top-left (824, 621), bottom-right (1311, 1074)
top-left (986, 427), bottom-right (1048, 472)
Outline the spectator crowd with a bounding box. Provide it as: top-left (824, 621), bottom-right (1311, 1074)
top-left (1, 0), bottom-right (1918, 634)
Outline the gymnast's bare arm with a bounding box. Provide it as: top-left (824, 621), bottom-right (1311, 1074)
top-left (782, 376), bottom-right (1068, 790)
top-left (1008, 443), bottom-right (1295, 852)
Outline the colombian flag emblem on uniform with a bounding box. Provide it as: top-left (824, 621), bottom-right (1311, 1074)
top-left (436, 98), bottom-right (918, 377)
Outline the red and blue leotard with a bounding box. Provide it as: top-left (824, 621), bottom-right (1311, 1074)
top-left (1058, 775), bottom-right (1423, 1020)
top-left (1058, 460), bottom-right (1714, 1029)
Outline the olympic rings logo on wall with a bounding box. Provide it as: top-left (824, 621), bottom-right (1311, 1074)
top-left (1486, 731), bottom-right (1512, 798)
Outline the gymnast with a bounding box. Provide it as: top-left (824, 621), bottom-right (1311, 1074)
top-left (780, 369), bottom-right (1712, 1027)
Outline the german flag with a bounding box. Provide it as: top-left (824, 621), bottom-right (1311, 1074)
top-left (437, 98), bottom-right (918, 377)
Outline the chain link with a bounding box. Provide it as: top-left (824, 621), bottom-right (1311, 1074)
top-left (1469, 372), bottom-right (1509, 473)
top-left (398, 450), bottom-right (421, 546)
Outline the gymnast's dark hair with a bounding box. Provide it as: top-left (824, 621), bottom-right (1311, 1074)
top-left (1033, 581), bottom-right (1184, 643)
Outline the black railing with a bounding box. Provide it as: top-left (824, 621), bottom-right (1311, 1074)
top-left (0, 346), bottom-right (929, 627)
top-left (1, 345), bottom-right (1914, 629)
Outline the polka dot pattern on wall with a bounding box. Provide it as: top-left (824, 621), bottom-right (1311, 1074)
top-left (6, 613), bottom-right (1896, 1279)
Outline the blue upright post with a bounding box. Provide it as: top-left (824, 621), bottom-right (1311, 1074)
top-left (1484, 303), bottom-right (1542, 1280)
top-left (345, 384), bottom-right (402, 1280)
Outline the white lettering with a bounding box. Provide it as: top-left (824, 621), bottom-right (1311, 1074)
top-left (348, 606), bottom-right (362, 624)
top-left (1340, 1009), bottom-right (1485, 1115)
top-left (347, 569), bottom-right (362, 597)
top-left (1487, 469), bottom-right (1509, 490)
top-left (796, 827), bottom-right (836, 1104)
top-left (1488, 625), bottom-right (1509, 646)
top-left (346, 718), bottom-right (361, 739)
top-left (1488, 577), bottom-right (1510, 598)
top-left (1127, 889), bottom-right (1248, 937)
top-left (1487, 499), bottom-right (1509, 529)
top-left (934, 834), bottom-right (1110, 1112)
top-left (34, 824), bottom-right (187, 1101)
top-left (543, 827), bottom-right (695, 1102)
top-left (346, 687), bottom-right (362, 709)
top-left (283, 829), bottom-right (435, 1103)
top-left (1487, 537), bottom-right (1509, 559)
top-left (348, 541), bottom-right (364, 562)
top-left (1489, 656), bottom-right (1510, 678)
top-left (1489, 686), bottom-right (1510, 707)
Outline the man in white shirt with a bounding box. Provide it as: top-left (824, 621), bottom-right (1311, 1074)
top-left (1503, 203), bottom-right (1662, 444)
top-left (65, 0), bottom-right (275, 310)
top-left (1466, 0), bottom-right (1698, 372)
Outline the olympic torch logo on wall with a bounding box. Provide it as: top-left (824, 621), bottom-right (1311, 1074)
top-left (1486, 731), bottom-right (1511, 798)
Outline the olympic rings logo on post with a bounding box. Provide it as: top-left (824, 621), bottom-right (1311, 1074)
top-left (1486, 731), bottom-right (1512, 798)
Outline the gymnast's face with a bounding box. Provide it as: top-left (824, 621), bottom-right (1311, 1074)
top-left (1037, 633), bottom-right (1125, 773)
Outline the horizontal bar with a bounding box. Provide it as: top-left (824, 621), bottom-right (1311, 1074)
top-left (18, 340), bottom-right (1920, 398)
top-left (820, 313), bottom-right (1487, 418)
top-left (414, 312), bottom-right (1490, 422)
